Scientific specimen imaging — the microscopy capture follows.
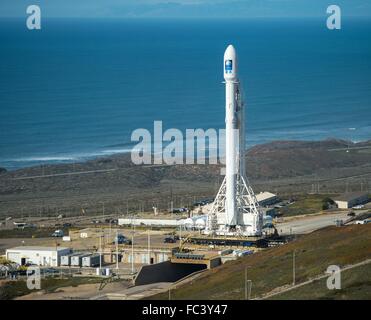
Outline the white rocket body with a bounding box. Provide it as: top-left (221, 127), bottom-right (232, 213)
top-left (205, 44), bottom-right (262, 237)
top-left (224, 45), bottom-right (238, 227)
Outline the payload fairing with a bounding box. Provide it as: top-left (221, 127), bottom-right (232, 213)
top-left (205, 45), bottom-right (263, 237)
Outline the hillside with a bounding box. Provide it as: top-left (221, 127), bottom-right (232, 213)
top-left (268, 263), bottom-right (371, 300)
top-left (149, 224), bottom-right (371, 300)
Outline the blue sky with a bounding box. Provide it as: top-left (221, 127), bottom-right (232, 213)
top-left (1, 0), bottom-right (370, 18)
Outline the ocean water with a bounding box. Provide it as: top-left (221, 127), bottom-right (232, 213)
top-left (0, 18), bottom-right (370, 170)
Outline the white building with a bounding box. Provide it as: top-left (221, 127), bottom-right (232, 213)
top-left (6, 246), bottom-right (71, 267)
top-left (333, 192), bottom-right (369, 209)
top-left (118, 218), bottom-right (183, 227)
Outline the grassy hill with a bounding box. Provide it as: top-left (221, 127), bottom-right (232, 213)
top-left (269, 263), bottom-right (371, 300)
top-left (150, 224), bottom-right (371, 300)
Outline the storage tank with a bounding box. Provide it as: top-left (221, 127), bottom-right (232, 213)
top-left (195, 217), bottom-right (206, 230)
top-left (183, 218), bottom-right (194, 230)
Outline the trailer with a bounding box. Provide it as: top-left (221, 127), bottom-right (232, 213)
top-left (82, 254), bottom-right (101, 267)
top-left (60, 253), bottom-right (79, 266)
top-left (70, 253), bottom-right (91, 267)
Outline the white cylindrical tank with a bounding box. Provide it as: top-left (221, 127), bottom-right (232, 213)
top-left (184, 218), bottom-right (194, 229)
top-left (195, 217), bottom-right (206, 230)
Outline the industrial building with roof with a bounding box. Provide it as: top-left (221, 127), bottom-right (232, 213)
top-left (255, 192), bottom-right (279, 207)
top-left (6, 246), bottom-right (72, 267)
top-left (332, 192), bottom-right (369, 209)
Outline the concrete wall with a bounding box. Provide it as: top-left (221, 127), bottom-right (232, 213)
top-left (121, 248), bottom-right (173, 264)
top-left (134, 261), bottom-right (206, 286)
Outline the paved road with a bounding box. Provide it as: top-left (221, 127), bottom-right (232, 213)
top-left (276, 212), bottom-right (351, 235)
top-left (91, 282), bottom-right (172, 300)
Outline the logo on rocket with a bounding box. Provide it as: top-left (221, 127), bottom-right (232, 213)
top-left (225, 60), bottom-right (233, 74)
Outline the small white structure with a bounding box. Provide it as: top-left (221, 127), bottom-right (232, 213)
top-left (333, 192), bottom-right (369, 209)
top-left (6, 246), bottom-right (71, 267)
top-left (82, 254), bottom-right (100, 267)
top-left (71, 253), bottom-right (91, 267)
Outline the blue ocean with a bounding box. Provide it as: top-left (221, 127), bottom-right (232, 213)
top-left (0, 18), bottom-right (370, 170)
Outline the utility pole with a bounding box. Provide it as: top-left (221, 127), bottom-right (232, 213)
top-left (116, 229), bottom-right (119, 270)
top-left (131, 225), bottom-right (135, 274)
top-left (246, 280), bottom-right (252, 300)
top-left (109, 220), bottom-right (112, 245)
top-left (244, 266), bottom-right (252, 300)
top-left (292, 250), bottom-right (296, 286)
top-left (99, 235), bottom-right (102, 272)
top-left (147, 229), bottom-right (151, 265)
top-left (245, 266), bottom-right (247, 300)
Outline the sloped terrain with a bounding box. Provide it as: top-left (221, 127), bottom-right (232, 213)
top-left (149, 224), bottom-right (371, 300)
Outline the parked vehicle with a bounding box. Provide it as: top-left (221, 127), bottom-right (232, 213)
top-left (355, 219), bottom-right (370, 225)
top-left (169, 208), bottom-right (188, 214)
top-left (114, 234), bottom-right (131, 245)
top-left (193, 198), bottom-right (214, 207)
top-left (353, 204), bottom-right (364, 209)
top-left (164, 236), bottom-right (176, 243)
top-left (51, 229), bottom-right (64, 237)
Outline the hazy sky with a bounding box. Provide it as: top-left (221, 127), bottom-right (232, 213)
top-left (1, 0), bottom-right (370, 18)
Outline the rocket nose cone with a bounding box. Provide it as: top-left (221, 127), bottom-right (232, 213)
top-left (224, 44), bottom-right (237, 80)
top-left (224, 44), bottom-right (236, 60)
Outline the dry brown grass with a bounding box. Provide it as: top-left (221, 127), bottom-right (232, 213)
top-left (150, 224), bottom-right (371, 300)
